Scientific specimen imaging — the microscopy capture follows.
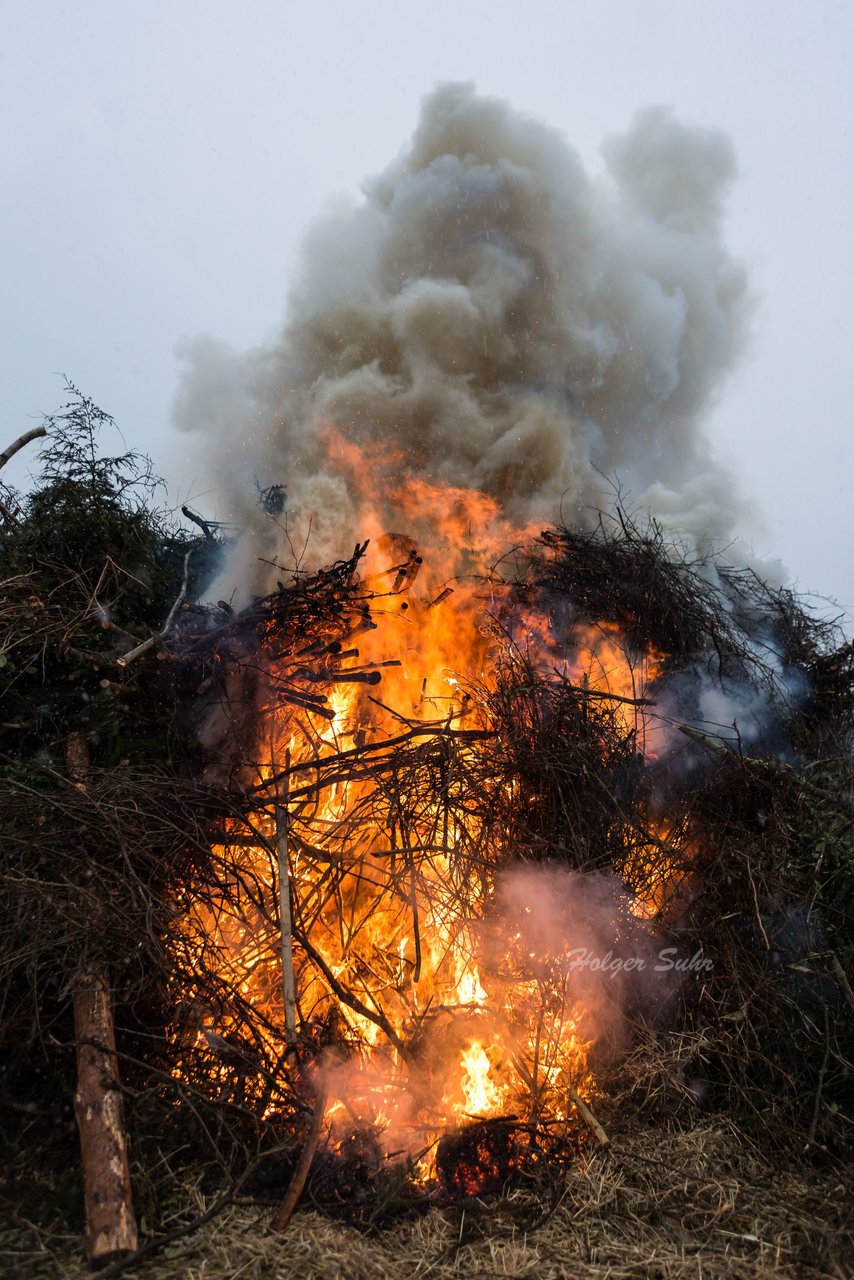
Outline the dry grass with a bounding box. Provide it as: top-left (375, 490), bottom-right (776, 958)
top-left (4, 1119), bottom-right (850, 1280)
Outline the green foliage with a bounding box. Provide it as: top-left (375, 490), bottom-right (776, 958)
top-left (37, 379), bottom-right (157, 501)
top-left (13, 382), bottom-right (165, 605)
top-left (0, 383), bottom-right (221, 775)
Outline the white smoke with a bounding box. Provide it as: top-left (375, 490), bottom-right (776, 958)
top-left (174, 82), bottom-right (750, 593)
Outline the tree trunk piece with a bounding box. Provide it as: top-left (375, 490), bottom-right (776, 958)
top-left (74, 969), bottom-right (138, 1268)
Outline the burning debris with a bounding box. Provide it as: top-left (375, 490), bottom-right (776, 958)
top-left (3, 399), bottom-right (851, 1271)
top-left (435, 1119), bottom-right (520, 1198)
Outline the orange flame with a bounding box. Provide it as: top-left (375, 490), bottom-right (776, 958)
top-left (178, 431), bottom-right (682, 1172)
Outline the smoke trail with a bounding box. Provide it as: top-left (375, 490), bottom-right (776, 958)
top-left (174, 82), bottom-right (749, 592)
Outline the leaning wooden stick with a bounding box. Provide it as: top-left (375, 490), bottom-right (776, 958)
top-left (117, 550), bottom-right (192, 668)
top-left (567, 1080), bottom-right (610, 1147)
top-left (276, 748), bottom-right (297, 1047)
top-left (66, 731), bottom-right (138, 1267)
top-left (0, 426), bottom-right (47, 525)
top-left (271, 1085), bottom-right (328, 1233)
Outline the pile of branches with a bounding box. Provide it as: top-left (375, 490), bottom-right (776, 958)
top-left (528, 514), bottom-right (854, 755)
top-left (0, 393), bottom-right (392, 1261)
top-left (161, 512), bottom-right (854, 1168)
top-left (510, 517), bottom-right (854, 1147)
top-left (1, 392), bottom-right (852, 1269)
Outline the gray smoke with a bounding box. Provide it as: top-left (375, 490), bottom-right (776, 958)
top-left (174, 82), bottom-right (750, 593)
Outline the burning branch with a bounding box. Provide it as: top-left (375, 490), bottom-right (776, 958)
top-left (276, 751), bottom-right (297, 1048)
top-left (291, 923), bottom-right (408, 1058)
top-left (566, 1081), bottom-right (610, 1149)
top-left (250, 723), bottom-right (494, 797)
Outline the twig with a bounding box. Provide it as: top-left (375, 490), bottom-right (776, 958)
top-left (676, 723), bottom-right (734, 754)
top-left (807, 1009), bottom-right (831, 1148)
top-left (831, 954), bottom-right (854, 1014)
top-left (99, 617), bottom-right (141, 645)
top-left (747, 860), bottom-right (771, 951)
top-left (566, 1080), bottom-right (610, 1148)
top-left (276, 750), bottom-right (297, 1047)
top-left (117, 551), bottom-right (192, 667)
top-left (181, 504), bottom-right (216, 542)
top-left (270, 1084), bottom-right (328, 1233)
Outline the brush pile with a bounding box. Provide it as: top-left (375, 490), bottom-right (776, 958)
top-left (1, 394), bottom-right (852, 1276)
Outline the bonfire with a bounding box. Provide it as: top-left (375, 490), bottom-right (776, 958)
top-left (2, 84), bottom-right (853, 1279)
top-left (2, 400), bottom-right (852, 1276)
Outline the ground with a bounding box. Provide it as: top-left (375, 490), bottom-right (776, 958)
top-left (4, 1119), bottom-right (850, 1280)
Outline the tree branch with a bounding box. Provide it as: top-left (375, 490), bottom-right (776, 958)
top-left (0, 426), bottom-right (47, 472)
top-left (117, 551), bottom-right (192, 668)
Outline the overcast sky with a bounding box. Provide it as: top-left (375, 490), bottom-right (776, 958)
top-left (2, 1), bottom-right (853, 614)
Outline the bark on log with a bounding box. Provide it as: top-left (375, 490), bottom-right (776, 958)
top-left (65, 729), bottom-right (91, 782)
top-left (65, 733), bottom-right (137, 1268)
top-left (74, 970), bottom-right (139, 1267)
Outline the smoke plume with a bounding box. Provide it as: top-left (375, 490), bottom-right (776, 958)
top-left (174, 82), bottom-right (750, 594)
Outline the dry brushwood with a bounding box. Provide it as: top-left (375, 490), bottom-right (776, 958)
top-left (2, 408), bottom-right (853, 1266)
top-left (151, 518), bottom-right (853, 1173)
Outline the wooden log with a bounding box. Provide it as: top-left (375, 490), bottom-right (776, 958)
top-left (65, 732), bottom-right (137, 1268)
top-left (74, 969), bottom-right (138, 1267)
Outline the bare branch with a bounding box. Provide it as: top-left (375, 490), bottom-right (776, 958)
top-left (0, 425), bottom-right (46, 472)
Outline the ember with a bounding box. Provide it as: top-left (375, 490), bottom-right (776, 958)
top-left (436, 1120), bottom-right (520, 1198)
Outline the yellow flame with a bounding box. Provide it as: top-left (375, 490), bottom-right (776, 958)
top-left (173, 439), bottom-right (675, 1163)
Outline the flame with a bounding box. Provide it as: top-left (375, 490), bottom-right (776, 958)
top-left (459, 1040), bottom-right (504, 1119)
top-left (623, 818), bottom-right (697, 922)
top-left (175, 432), bottom-right (676, 1178)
